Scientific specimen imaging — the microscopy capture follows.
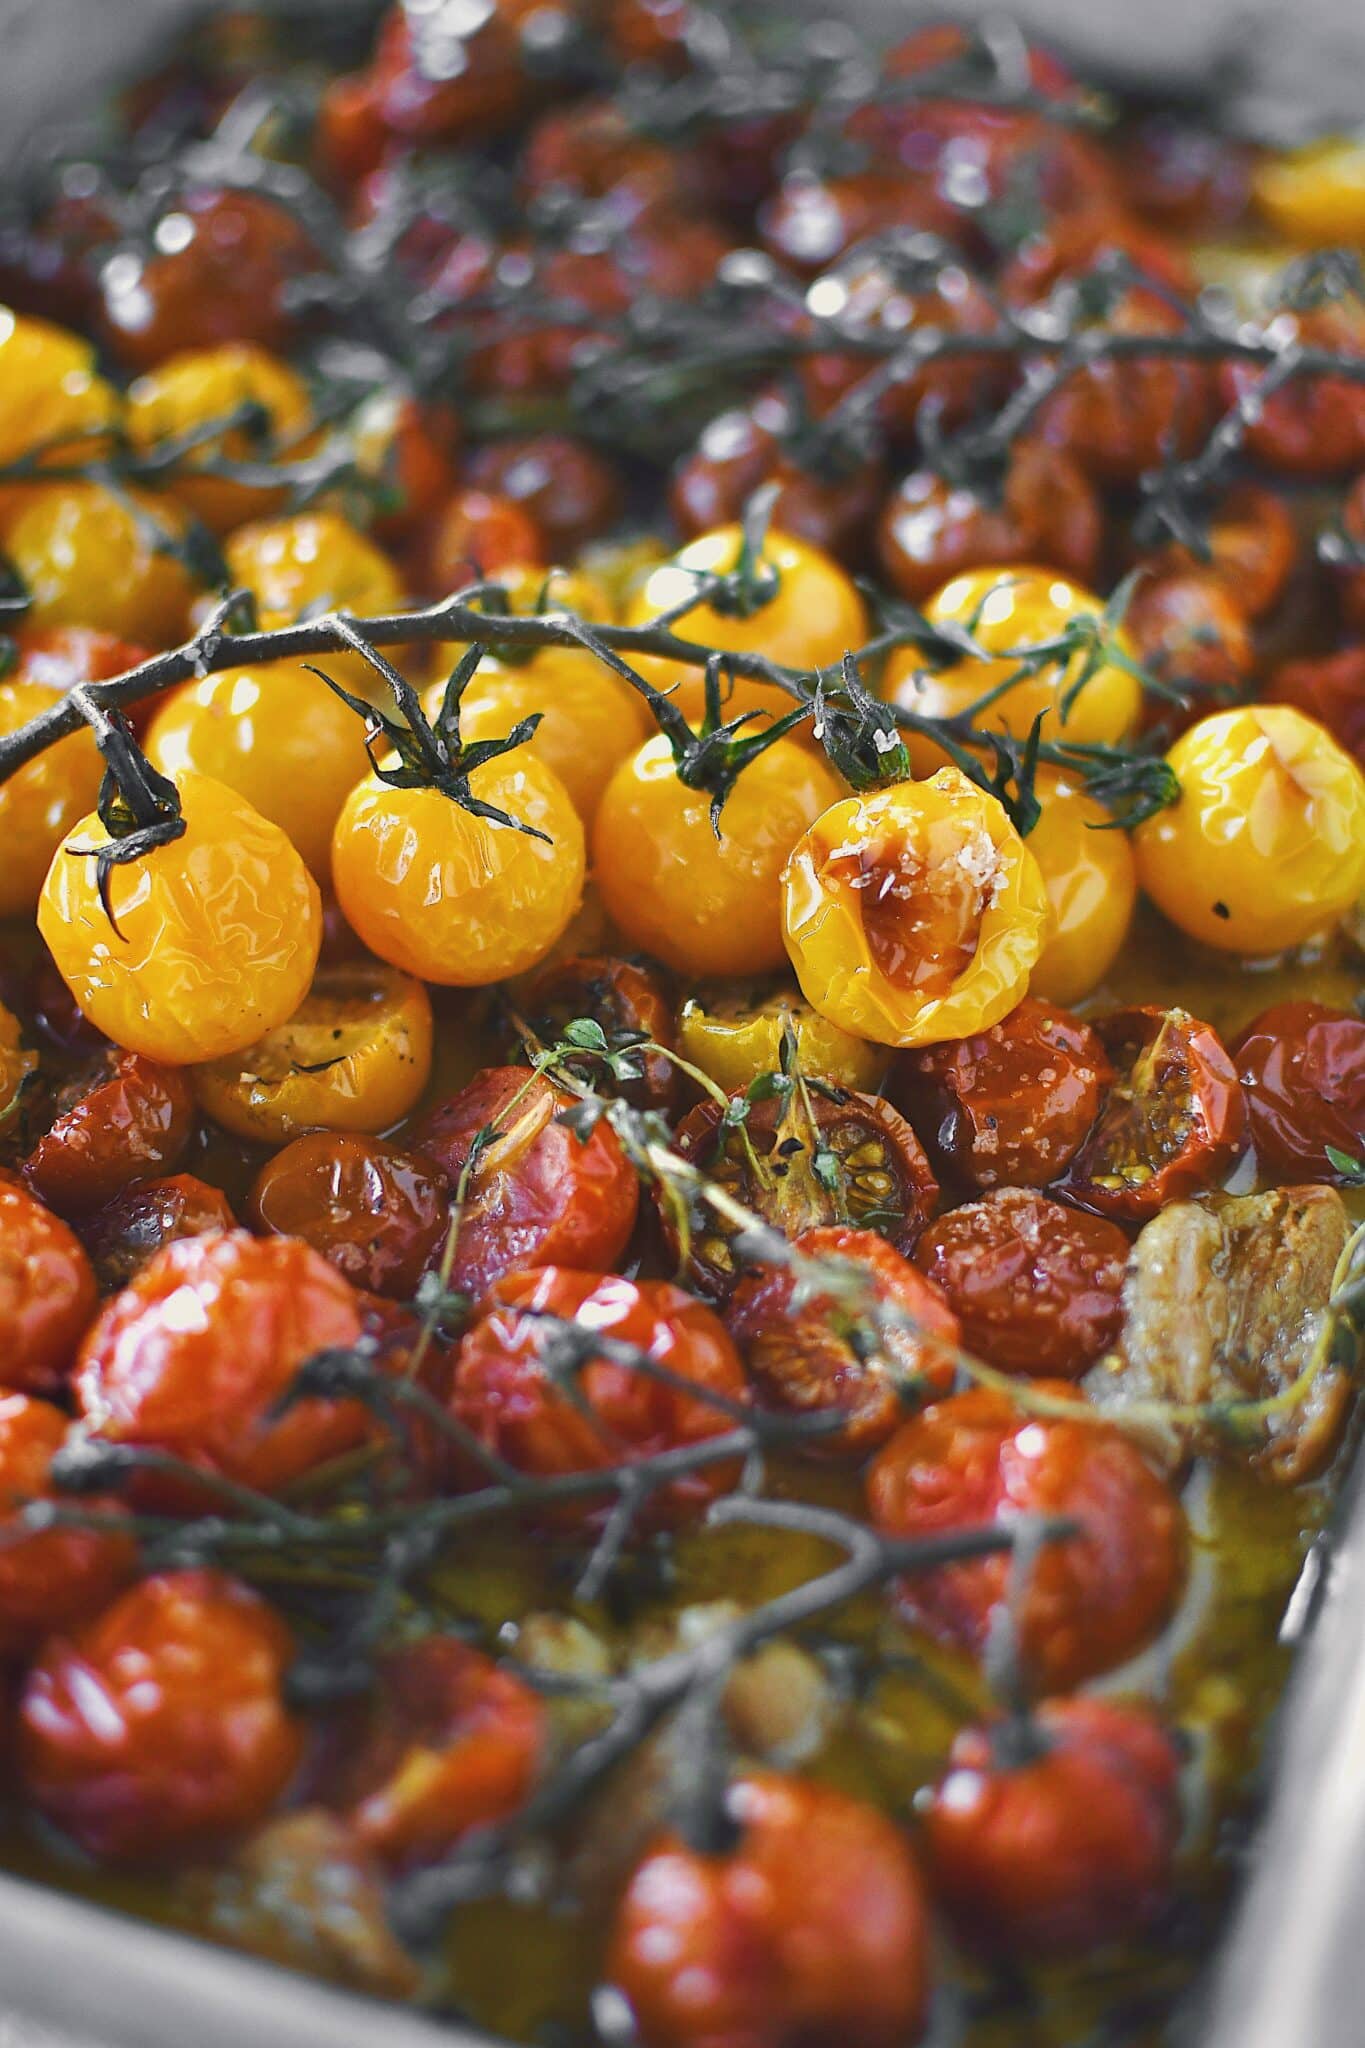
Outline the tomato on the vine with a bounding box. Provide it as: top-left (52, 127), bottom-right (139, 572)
top-left (671, 390), bottom-right (884, 561)
top-left (3, 482), bottom-right (198, 644)
top-left (877, 445), bottom-right (1102, 605)
top-left (0, 308), bottom-right (120, 489)
top-left (464, 435), bottom-right (623, 558)
top-left (24, 1047), bottom-right (195, 1215)
top-left (514, 953), bottom-right (677, 1115)
top-left (1265, 646), bottom-right (1365, 770)
top-left (126, 343), bottom-right (318, 534)
top-left (1025, 769), bottom-right (1138, 1006)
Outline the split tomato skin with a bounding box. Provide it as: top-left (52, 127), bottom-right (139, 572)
top-left (1233, 1001), bottom-right (1365, 1184)
top-left (24, 1049), bottom-right (195, 1216)
top-left (0, 1180), bottom-right (98, 1396)
top-left (0, 1395), bottom-right (133, 1657)
top-left (248, 1133), bottom-right (450, 1299)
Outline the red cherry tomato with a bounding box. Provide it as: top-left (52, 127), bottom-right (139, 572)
top-left (75, 1231), bottom-right (370, 1502)
top-left (15, 626), bottom-right (154, 732)
top-left (923, 1696), bottom-right (1182, 1957)
top-left (671, 391), bottom-right (885, 561)
top-left (414, 1067), bottom-right (639, 1304)
top-left (79, 1173), bottom-right (236, 1294)
top-left (726, 1224), bottom-right (960, 1455)
top-left (0, 1395), bottom-right (132, 1657)
top-left (249, 1133), bottom-right (451, 1299)
top-left (315, 70), bottom-right (390, 188)
top-left (1265, 645), bottom-right (1365, 768)
top-left (1029, 286), bottom-right (1212, 483)
top-left (758, 168), bottom-right (960, 276)
top-left (1145, 482), bottom-right (1296, 622)
top-left (519, 98), bottom-right (710, 226)
top-left (876, 441), bottom-right (1102, 603)
top-left (1061, 1006), bottom-right (1246, 1222)
top-left (368, 0), bottom-right (543, 145)
top-left (1125, 568), bottom-right (1254, 738)
top-left (24, 1048), bottom-right (195, 1216)
top-left (452, 1266), bottom-right (747, 1525)
top-left (0, 1180), bottom-right (97, 1395)
top-left (423, 486), bottom-right (544, 596)
top-left (607, 1771), bottom-right (930, 2048)
top-left (915, 1188), bottom-right (1129, 1378)
top-left (1233, 1001), bottom-right (1365, 1183)
top-left (1219, 302), bottom-right (1365, 476)
top-left (514, 954), bottom-right (677, 1115)
top-left (463, 434), bottom-right (623, 555)
top-left (19, 1568), bottom-right (303, 1863)
top-left (1119, 114), bottom-right (1254, 233)
top-left (867, 1385), bottom-right (1187, 1691)
top-left (893, 997), bottom-right (1111, 1191)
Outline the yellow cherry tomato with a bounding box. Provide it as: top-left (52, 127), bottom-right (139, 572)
top-left (146, 660), bottom-right (368, 878)
top-left (223, 511), bottom-right (407, 699)
top-left (3, 483), bottom-right (198, 644)
top-left (433, 563), bottom-right (615, 661)
top-left (782, 765), bottom-right (1048, 1049)
top-left (38, 770), bottom-right (322, 1064)
top-left (1025, 769), bottom-right (1138, 1006)
top-left (1253, 139), bottom-right (1365, 247)
top-left (1134, 705), bottom-right (1365, 956)
top-left (332, 753), bottom-right (585, 985)
top-left (594, 734), bottom-right (844, 978)
top-left (885, 566), bottom-right (1143, 777)
top-left (0, 678), bottom-right (104, 916)
top-left (192, 961), bottom-right (433, 1144)
top-left (126, 343), bottom-right (318, 534)
top-left (623, 525), bottom-right (868, 729)
top-left (0, 309), bottom-right (120, 489)
top-left (0, 1000), bottom-right (37, 1126)
top-left (677, 983), bottom-right (886, 1095)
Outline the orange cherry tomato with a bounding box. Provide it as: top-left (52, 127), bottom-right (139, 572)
top-left (14, 627), bottom-right (155, 734)
top-left (248, 1133), bottom-right (449, 1299)
top-left (671, 391), bottom-right (884, 561)
top-left (3, 482), bottom-right (198, 644)
top-left (0, 1395), bottom-right (133, 1657)
top-left (1145, 482), bottom-right (1296, 621)
top-left (877, 444), bottom-right (1102, 605)
top-left (0, 1179), bottom-right (97, 1395)
top-left (24, 1047), bottom-right (195, 1215)
top-left (1126, 568), bottom-right (1254, 738)
top-left (0, 677), bottom-right (104, 917)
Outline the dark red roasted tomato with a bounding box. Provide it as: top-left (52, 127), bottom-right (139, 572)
top-left (1233, 1002), bottom-right (1365, 1184)
top-left (671, 390), bottom-right (885, 561)
top-left (24, 1048), bottom-right (195, 1215)
top-left (876, 441), bottom-right (1101, 604)
top-left (462, 434), bottom-right (623, 555)
top-left (512, 954), bottom-right (676, 1114)
top-left (248, 1134), bottom-right (451, 1299)
top-left (79, 1173), bottom-right (235, 1294)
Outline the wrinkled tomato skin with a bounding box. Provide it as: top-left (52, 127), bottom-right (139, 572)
top-left (726, 1225), bottom-right (960, 1455)
top-left (867, 1385), bottom-right (1187, 1692)
top-left (75, 1232), bottom-right (370, 1503)
top-left (515, 955), bottom-right (677, 1115)
top-left (876, 442), bottom-right (1101, 604)
top-left (79, 1174), bottom-right (236, 1295)
top-left (923, 1697), bottom-right (1182, 1958)
top-left (915, 1189), bottom-right (1130, 1379)
top-left (415, 1067), bottom-right (639, 1304)
top-left (452, 1267), bottom-right (747, 1525)
top-left (1265, 645), bottom-right (1365, 768)
top-left (893, 998), bottom-right (1112, 1192)
top-left (0, 1180), bottom-right (97, 1396)
top-left (19, 1569), bottom-right (304, 1864)
top-left (1233, 1002), bottom-right (1365, 1184)
top-left (1062, 1006), bottom-right (1246, 1223)
top-left (24, 1050), bottom-right (196, 1216)
top-left (248, 1133), bottom-right (450, 1300)
top-left (0, 1395), bottom-right (133, 1658)
top-left (463, 435), bottom-right (623, 556)
top-left (607, 1771), bottom-right (930, 2048)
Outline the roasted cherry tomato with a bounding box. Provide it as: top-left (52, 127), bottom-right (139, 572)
top-left (191, 961), bottom-right (433, 1145)
top-left (671, 391), bottom-right (884, 560)
top-left (759, 166), bottom-right (960, 275)
top-left (225, 510), bottom-right (404, 629)
top-left (923, 1697), bottom-right (1182, 1958)
top-left (1061, 1005), bottom-right (1245, 1222)
top-left (464, 435), bottom-right (623, 557)
top-left (1134, 705), bottom-right (1365, 955)
top-left (1218, 301), bottom-right (1365, 476)
top-left (343, 387), bottom-right (459, 547)
top-left (0, 1395), bottom-right (132, 1655)
top-left (1233, 1001), bottom-right (1365, 1184)
top-left (334, 1638), bottom-right (543, 1871)
top-left (512, 953), bottom-right (677, 1114)
top-left (366, 0), bottom-right (545, 145)
top-left (415, 1067), bottom-right (639, 1303)
top-left (14, 626), bottom-right (155, 739)
top-left (75, 1231), bottom-right (369, 1501)
top-left (677, 983), bottom-right (885, 1097)
top-left (424, 486), bottom-right (544, 594)
top-left (668, 1086), bottom-right (938, 1299)
top-left (1253, 136), bottom-right (1365, 245)
top-left (607, 1772), bottom-right (929, 2048)
top-left (1025, 768), bottom-right (1138, 1005)
top-left (867, 1385), bottom-right (1187, 1692)
top-left (20, 1569), bottom-right (304, 1862)
top-left (1030, 285), bottom-right (1212, 483)
top-left (877, 444), bottom-right (1102, 605)
top-left (519, 96), bottom-right (709, 224)
top-left (1145, 482), bottom-right (1296, 622)
top-left (1265, 646), bottom-right (1365, 770)
top-left (608, 0), bottom-right (704, 71)
top-left (1126, 568), bottom-right (1253, 736)
top-left (24, 1047), bottom-right (195, 1215)
top-left (0, 678), bottom-right (103, 917)
top-left (40, 770), bottom-right (322, 1066)
top-left (3, 481), bottom-right (198, 643)
top-left (915, 1188), bottom-right (1130, 1379)
top-left (1336, 476), bottom-right (1365, 634)
top-left (453, 1266), bottom-right (747, 1524)
top-left (782, 767), bottom-right (1048, 1051)
top-left (249, 1133), bottom-right (449, 1298)
top-left (1121, 113), bottom-right (1254, 232)
top-left (0, 309), bottom-right (120, 486)
top-left (0, 1179), bottom-right (97, 1394)
top-left (125, 343), bottom-right (317, 534)
top-left (893, 996), bottom-right (1111, 1191)
top-left (727, 1224), bottom-right (959, 1455)
top-left (79, 1173), bottom-right (235, 1294)
top-left (596, 735), bottom-right (843, 981)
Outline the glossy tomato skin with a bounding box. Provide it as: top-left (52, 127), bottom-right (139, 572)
top-left (1031, 287), bottom-right (1213, 483)
top-left (1233, 1002), bottom-right (1365, 1184)
top-left (915, 1189), bottom-right (1129, 1379)
top-left (0, 1395), bottom-right (133, 1657)
top-left (453, 1267), bottom-right (747, 1524)
top-left (1061, 1007), bottom-right (1246, 1223)
top-left (1146, 482), bottom-right (1296, 622)
top-left (1265, 646), bottom-right (1365, 768)
top-left (894, 998), bottom-right (1111, 1192)
top-left (876, 443), bottom-right (1102, 604)
top-left (671, 392), bottom-right (884, 561)
top-left (415, 1067), bottom-right (639, 1303)
top-left (78, 1174), bottom-right (236, 1295)
top-left (923, 1697), bottom-right (1182, 1957)
top-left (19, 1569), bottom-right (304, 1863)
top-left (24, 1049), bottom-right (195, 1215)
top-left (464, 435), bottom-right (623, 556)
top-left (423, 486), bottom-right (544, 596)
top-left (1126, 568), bottom-right (1254, 738)
top-left (0, 1180), bottom-right (97, 1395)
top-left (1218, 302), bottom-right (1365, 476)
top-left (368, 0), bottom-right (545, 145)
top-left (607, 1771), bottom-right (930, 2048)
top-left (867, 1385), bottom-right (1187, 1692)
top-left (515, 954), bottom-right (677, 1114)
top-left (15, 627), bottom-right (154, 730)
top-left (249, 1133), bottom-right (450, 1299)
top-left (2, 482), bottom-right (197, 646)
top-left (1025, 769), bottom-right (1138, 1007)
top-left (0, 678), bottom-right (104, 919)
top-left (726, 1225), bottom-right (960, 1455)
top-left (75, 1231), bottom-right (370, 1501)
top-left (1120, 113), bottom-right (1253, 232)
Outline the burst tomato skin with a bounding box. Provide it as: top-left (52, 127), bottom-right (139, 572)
top-left (727, 1225), bottom-right (959, 1455)
top-left (0, 1395), bottom-right (133, 1657)
top-left (75, 1231), bottom-right (370, 1502)
top-left (0, 1180), bottom-right (97, 1396)
top-left (24, 1049), bottom-right (195, 1216)
top-left (877, 444), bottom-right (1102, 605)
top-left (1233, 1001), bottom-right (1365, 1184)
top-left (78, 1174), bottom-right (236, 1295)
top-left (452, 1267), bottom-right (747, 1524)
top-left (19, 1569), bottom-right (304, 1863)
top-left (867, 1385), bottom-right (1187, 1692)
top-left (915, 1189), bottom-right (1130, 1379)
top-left (923, 1697), bottom-right (1182, 1958)
top-left (893, 997), bottom-right (1111, 1192)
top-left (249, 1133), bottom-right (450, 1299)
top-left (607, 1771), bottom-right (930, 2048)
top-left (415, 1067), bottom-right (639, 1304)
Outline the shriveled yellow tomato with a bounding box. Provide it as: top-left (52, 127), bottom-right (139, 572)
top-left (0, 1000), bottom-right (36, 1125)
top-left (126, 343), bottom-right (317, 534)
top-left (677, 984), bottom-right (886, 1094)
top-left (332, 753), bottom-right (584, 985)
top-left (0, 309), bottom-right (120, 488)
top-left (1026, 769), bottom-right (1138, 1005)
top-left (623, 525), bottom-right (868, 729)
top-left (1252, 139), bottom-right (1365, 246)
top-left (38, 770), bottom-right (322, 1064)
top-left (224, 511), bottom-right (403, 626)
top-left (594, 736), bottom-right (844, 978)
top-left (0, 679), bottom-right (104, 916)
top-left (3, 484), bottom-right (198, 644)
top-left (1134, 705), bottom-right (1365, 956)
top-left (146, 660), bottom-right (368, 877)
top-left (885, 567), bottom-right (1142, 777)
top-left (782, 766), bottom-right (1048, 1049)
top-left (192, 961), bottom-right (433, 1143)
